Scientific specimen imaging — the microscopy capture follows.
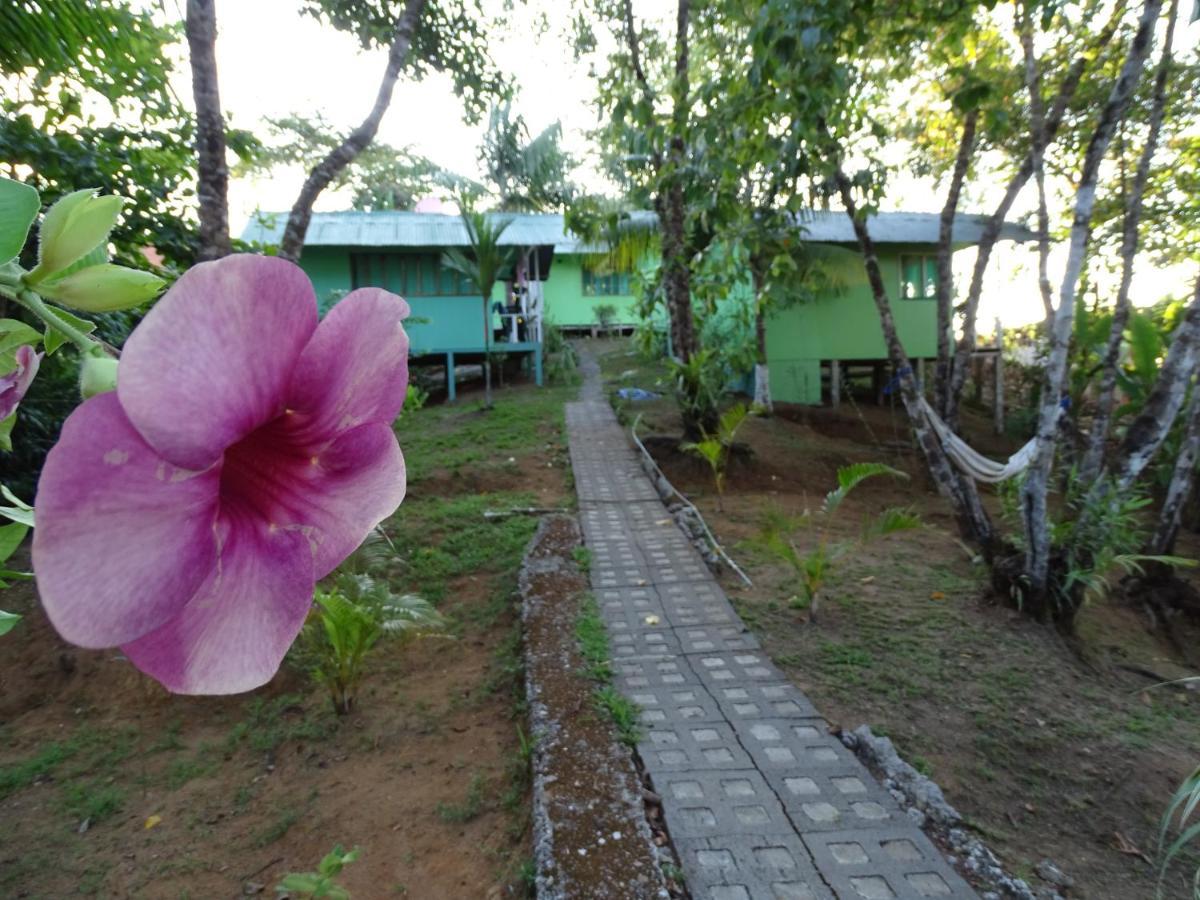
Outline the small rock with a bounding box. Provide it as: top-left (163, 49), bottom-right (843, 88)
top-left (1034, 859), bottom-right (1073, 889)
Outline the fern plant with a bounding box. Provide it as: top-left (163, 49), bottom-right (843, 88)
top-left (681, 403), bottom-right (751, 510)
top-left (758, 463), bottom-right (919, 623)
top-left (296, 573), bottom-right (444, 714)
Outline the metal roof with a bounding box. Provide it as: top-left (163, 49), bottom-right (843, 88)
top-left (239, 209), bottom-right (1032, 250)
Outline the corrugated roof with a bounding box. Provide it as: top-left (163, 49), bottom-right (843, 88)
top-left (239, 209), bottom-right (1032, 250)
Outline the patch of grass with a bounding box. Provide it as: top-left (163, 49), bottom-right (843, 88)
top-left (166, 755), bottom-right (214, 790)
top-left (575, 593), bottom-right (612, 681)
top-left (594, 686), bottom-right (642, 747)
top-left (436, 772), bottom-right (488, 824)
top-left (571, 546), bottom-right (592, 573)
top-left (254, 806), bottom-right (300, 847)
top-left (61, 781), bottom-right (124, 824)
top-left (0, 726), bottom-right (135, 802)
top-left (226, 694), bottom-right (338, 757)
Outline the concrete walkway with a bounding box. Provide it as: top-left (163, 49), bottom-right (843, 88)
top-left (565, 350), bottom-right (976, 900)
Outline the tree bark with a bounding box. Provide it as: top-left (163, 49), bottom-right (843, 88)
top-left (834, 170), bottom-right (995, 552)
top-left (278, 0), bottom-right (427, 262)
top-left (186, 0), bottom-right (231, 261)
top-left (942, 1), bottom-right (1128, 429)
top-left (1112, 277), bottom-right (1200, 492)
top-left (1079, 0), bottom-right (1180, 482)
top-left (933, 109), bottom-right (977, 419)
top-left (1020, 0), bottom-right (1165, 597)
top-left (1149, 373), bottom-right (1200, 556)
top-left (753, 268), bottom-right (773, 414)
top-left (1018, 6), bottom-right (1055, 326)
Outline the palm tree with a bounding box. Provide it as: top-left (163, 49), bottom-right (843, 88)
top-left (443, 207), bottom-right (515, 409)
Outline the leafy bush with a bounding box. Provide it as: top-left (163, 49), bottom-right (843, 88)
top-left (594, 303), bottom-right (617, 329)
top-left (295, 573), bottom-right (444, 714)
top-left (682, 403), bottom-right (751, 509)
top-left (542, 323), bottom-right (578, 382)
top-left (1158, 763), bottom-right (1200, 899)
top-left (277, 845), bottom-right (360, 900)
top-left (402, 383), bottom-right (428, 415)
top-left (758, 463), bottom-right (920, 622)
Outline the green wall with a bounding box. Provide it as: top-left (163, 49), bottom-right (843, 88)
top-left (542, 254), bottom-right (640, 328)
top-left (765, 248), bottom-right (939, 405)
top-left (296, 245), bottom-right (506, 354)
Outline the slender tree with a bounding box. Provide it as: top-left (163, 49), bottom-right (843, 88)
top-left (185, 0), bottom-right (232, 261)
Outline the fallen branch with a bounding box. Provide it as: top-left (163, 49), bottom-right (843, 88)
top-left (483, 507), bottom-right (569, 520)
top-left (629, 415), bottom-right (753, 588)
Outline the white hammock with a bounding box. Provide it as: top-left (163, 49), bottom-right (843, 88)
top-left (916, 397), bottom-right (1038, 483)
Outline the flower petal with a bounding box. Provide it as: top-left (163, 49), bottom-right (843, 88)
top-left (121, 512), bottom-right (314, 694)
top-left (118, 255), bottom-right (318, 470)
top-left (285, 288), bottom-right (410, 440)
top-left (32, 393), bottom-right (220, 648)
top-left (222, 418), bottom-right (405, 579)
top-left (0, 345), bottom-right (41, 420)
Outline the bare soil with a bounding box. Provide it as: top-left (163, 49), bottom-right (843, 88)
top-left (600, 340), bottom-right (1200, 900)
top-left (0, 374), bottom-right (574, 899)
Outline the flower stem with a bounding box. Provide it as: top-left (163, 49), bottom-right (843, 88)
top-left (2, 286), bottom-right (100, 352)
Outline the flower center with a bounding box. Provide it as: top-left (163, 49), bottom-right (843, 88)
top-left (219, 414), bottom-right (315, 526)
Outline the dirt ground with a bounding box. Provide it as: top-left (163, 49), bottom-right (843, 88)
top-left (0, 371), bottom-right (574, 899)
top-left (599, 340), bottom-right (1200, 900)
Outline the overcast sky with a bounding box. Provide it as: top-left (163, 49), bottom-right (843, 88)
top-left (160, 0), bottom-right (1195, 328)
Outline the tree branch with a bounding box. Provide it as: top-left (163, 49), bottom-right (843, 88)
top-left (1080, 0), bottom-right (1180, 481)
top-left (943, 0), bottom-right (1128, 427)
top-left (278, 0), bottom-right (427, 262)
top-left (186, 0), bottom-right (231, 261)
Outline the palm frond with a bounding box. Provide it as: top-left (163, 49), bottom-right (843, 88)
top-left (824, 462), bottom-right (908, 514)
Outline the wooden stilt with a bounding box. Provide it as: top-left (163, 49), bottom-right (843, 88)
top-left (830, 360), bottom-right (841, 410)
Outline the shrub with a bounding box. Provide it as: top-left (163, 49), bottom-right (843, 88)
top-left (594, 303), bottom-right (617, 330)
top-left (758, 463), bottom-right (920, 622)
top-left (681, 403), bottom-right (751, 510)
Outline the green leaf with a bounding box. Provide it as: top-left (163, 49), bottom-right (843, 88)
top-left (29, 189), bottom-right (123, 281)
top-left (824, 462), bottom-right (908, 514)
top-left (0, 177), bottom-right (40, 263)
top-left (42, 306), bottom-right (97, 355)
top-left (0, 412), bottom-right (15, 453)
top-left (0, 522), bottom-right (28, 564)
top-left (39, 264), bottom-right (162, 313)
top-left (0, 319), bottom-right (43, 372)
top-left (0, 569), bottom-right (32, 581)
top-left (0, 610), bottom-right (20, 637)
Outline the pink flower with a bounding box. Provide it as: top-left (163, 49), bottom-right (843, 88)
top-left (32, 255), bottom-right (410, 694)
top-left (0, 344), bottom-right (41, 421)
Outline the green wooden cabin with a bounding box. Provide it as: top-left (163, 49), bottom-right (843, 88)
top-left (240, 209), bottom-right (1027, 405)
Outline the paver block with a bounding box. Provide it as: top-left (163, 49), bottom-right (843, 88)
top-left (587, 535), bottom-right (653, 588)
top-left (657, 581), bottom-right (741, 627)
top-left (624, 683), bottom-right (725, 726)
top-left (689, 651), bottom-right (788, 692)
top-left (803, 828), bottom-right (976, 899)
top-left (651, 769), bottom-right (795, 839)
top-left (610, 626), bottom-right (682, 661)
top-left (639, 721), bottom-right (754, 773)
top-left (595, 585), bottom-right (668, 634)
top-left (674, 834), bottom-right (834, 900)
top-left (674, 623), bottom-right (762, 655)
top-left (710, 682), bottom-right (822, 721)
top-left (762, 767), bottom-right (901, 833)
top-left (641, 544), bottom-right (712, 584)
top-left (732, 717), bottom-right (861, 773)
top-left (614, 655), bottom-right (702, 692)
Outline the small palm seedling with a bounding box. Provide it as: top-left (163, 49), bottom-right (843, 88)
top-left (758, 463), bottom-right (919, 623)
top-left (276, 845), bottom-right (360, 899)
top-left (297, 573), bottom-right (444, 714)
top-left (1157, 761), bottom-right (1200, 898)
top-left (682, 403), bottom-right (751, 510)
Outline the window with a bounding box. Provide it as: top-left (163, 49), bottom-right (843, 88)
top-left (582, 267), bottom-right (632, 297)
top-left (352, 252), bottom-right (476, 296)
top-left (900, 255), bottom-right (939, 300)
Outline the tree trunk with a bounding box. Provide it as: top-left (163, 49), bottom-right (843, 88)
top-left (185, 0), bottom-right (231, 261)
top-left (1020, 0), bottom-right (1165, 599)
top-left (834, 171), bottom-right (995, 553)
top-left (933, 109), bottom-right (977, 419)
top-left (482, 295), bottom-right (493, 409)
top-left (753, 269), bottom-right (773, 414)
top-left (1149, 375), bottom-right (1200, 556)
top-left (1079, 0), bottom-right (1179, 483)
top-left (1112, 277), bottom-right (1200, 492)
top-left (942, 1), bottom-right (1128, 429)
top-left (278, 0), bottom-right (427, 262)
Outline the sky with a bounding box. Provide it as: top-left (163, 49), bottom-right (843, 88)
top-left (158, 0), bottom-right (1196, 329)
